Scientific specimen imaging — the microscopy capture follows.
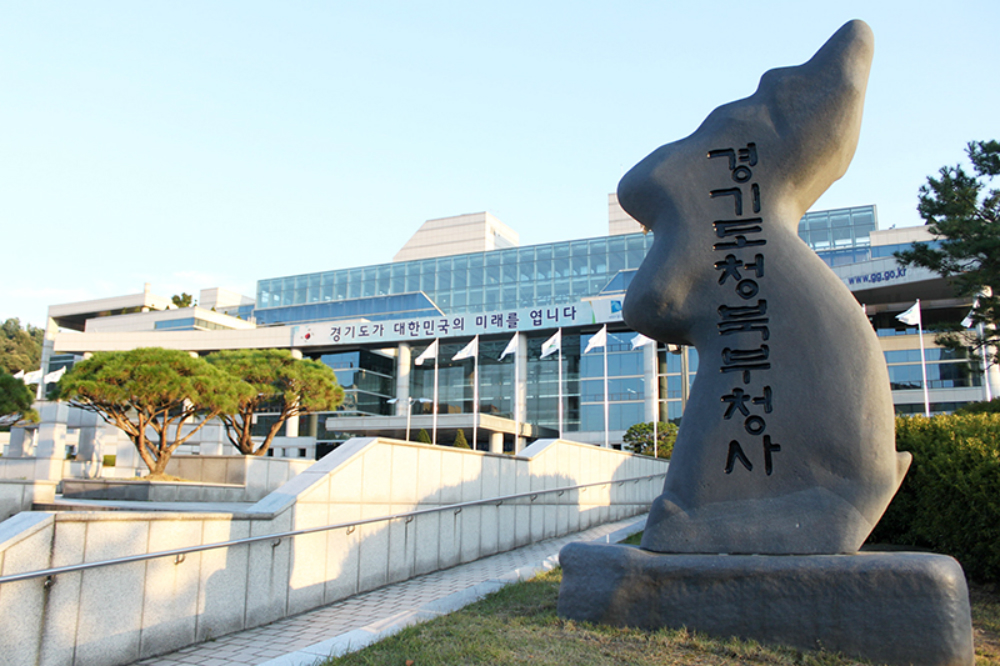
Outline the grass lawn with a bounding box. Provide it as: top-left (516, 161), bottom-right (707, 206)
top-left (320, 553), bottom-right (1000, 666)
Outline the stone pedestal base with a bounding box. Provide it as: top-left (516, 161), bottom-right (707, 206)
top-left (558, 543), bottom-right (973, 666)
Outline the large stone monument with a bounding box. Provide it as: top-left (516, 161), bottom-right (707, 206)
top-left (558, 20), bottom-right (974, 666)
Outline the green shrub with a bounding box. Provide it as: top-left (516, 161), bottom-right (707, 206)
top-left (955, 397), bottom-right (1000, 415)
top-left (415, 428), bottom-right (432, 445)
top-left (622, 421), bottom-right (677, 459)
top-left (870, 414), bottom-right (1000, 582)
top-left (453, 429), bottom-right (471, 449)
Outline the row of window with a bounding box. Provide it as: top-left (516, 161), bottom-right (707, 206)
top-left (305, 333), bottom-right (700, 434)
top-left (257, 234), bottom-right (654, 313)
top-left (253, 206), bottom-right (891, 331)
top-left (152, 317), bottom-right (238, 331)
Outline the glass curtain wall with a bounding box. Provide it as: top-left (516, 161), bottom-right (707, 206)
top-left (407, 338), bottom-right (517, 419)
top-left (309, 350), bottom-right (396, 445)
top-left (255, 206), bottom-right (878, 325)
top-left (579, 330), bottom-right (646, 432)
top-left (657, 345), bottom-right (698, 424)
top-left (884, 348), bottom-right (980, 391)
top-left (256, 234), bottom-right (654, 323)
top-left (524, 331), bottom-right (581, 433)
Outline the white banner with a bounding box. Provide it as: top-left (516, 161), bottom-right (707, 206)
top-left (291, 297), bottom-right (623, 348)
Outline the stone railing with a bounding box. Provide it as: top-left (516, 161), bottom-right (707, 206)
top-left (0, 437), bottom-right (667, 666)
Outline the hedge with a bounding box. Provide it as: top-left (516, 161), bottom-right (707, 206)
top-left (869, 414), bottom-right (1000, 582)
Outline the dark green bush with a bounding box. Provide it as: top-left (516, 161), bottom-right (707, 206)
top-left (453, 429), bottom-right (471, 449)
top-left (869, 414), bottom-right (1000, 582)
top-left (955, 397), bottom-right (1000, 415)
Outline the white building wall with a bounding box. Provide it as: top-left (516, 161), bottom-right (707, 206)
top-left (608, 193), bottom-right (645, 236)
top-left (392, 212), bottom-right (520, 262)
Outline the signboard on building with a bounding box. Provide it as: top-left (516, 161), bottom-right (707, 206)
top-left (291, 296), bottom-right (624, 347)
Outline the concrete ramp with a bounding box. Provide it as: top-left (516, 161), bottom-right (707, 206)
top-left (0, 437), bottom-right (666, 666)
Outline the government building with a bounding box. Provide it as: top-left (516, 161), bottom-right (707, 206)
top-left (39, 197), bottom-right (996, 458)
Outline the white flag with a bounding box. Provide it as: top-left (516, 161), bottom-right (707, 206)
top-left (499, 334), bottom-right (518, 360)
top-left (452, 336), bottom-right (479, 361)
top-left (630, 333), bottom-right (653, 350)
top-left (43, 366), bottom-right (66, 384)
top-left (584, 325), bottom-right (607, 354)
top-left (22, 369), bottom-right (43, 385)
top-left (12, 370), bottom-right (24, 379)
top-left (962, 310), bottom-right (975, 329)
top-left (896, 302), bottom-right (921, 326)
top-left (540, 330), bottom-right (561, 359)
top-left (414, 339), bottom-right (439, 366)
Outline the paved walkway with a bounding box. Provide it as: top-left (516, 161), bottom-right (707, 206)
top-left (134, 514), bottom-right (647, 666)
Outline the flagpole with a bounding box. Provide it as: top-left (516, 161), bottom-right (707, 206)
top-left (433, 342), bottom-right (440, 445)
top-left (915, 299), bottom-right (930, 417)
top-left (558, 328), bottom-right (564, 440)
top-left (603, 329), bottom-right (609, 449)
top-left (472, 335), bottom-right (479, 450)
top-left (500, 334), bottom-right (520, 452)
top-left (514, 338), bottom-right (520, 450)
top-left (979, 322), bottom-right (993, 402)
top-left (653, 350), bottom-right (659, 458)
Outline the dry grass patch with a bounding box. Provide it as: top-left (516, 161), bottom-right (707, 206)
top-left (319, 529), bottom-right (1000, 666)
top-left (322, 568), bottom-right (876, 666)
top-left (973, 583), bottom-right (1000, 665)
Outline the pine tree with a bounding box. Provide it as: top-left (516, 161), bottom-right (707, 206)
top-left (453, 429), bottom-right (471, 449)
top-left (896, 140), bottom-right (1000, 365)
top-left (207, 349), bottom-right (344, 456)
top-left (57, 348), bottom-right (254, 476)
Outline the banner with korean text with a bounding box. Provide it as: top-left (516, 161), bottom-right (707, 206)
top-left (291, 296), bottom-right (623, 348)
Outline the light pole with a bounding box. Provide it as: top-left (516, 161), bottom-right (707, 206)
top-left (387, 396), bottom-right (431, 442)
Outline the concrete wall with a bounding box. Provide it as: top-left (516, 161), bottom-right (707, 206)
top-left (0, 481), bottom-right (57, 522)
top-left (0, 437), bottom-right (666, 666)
top-left (2, 401), bottom-right (317, 484)
top-left (165, 455), bottom-right (313, 500)
top-left (61, 456), bottom-right (313, 502)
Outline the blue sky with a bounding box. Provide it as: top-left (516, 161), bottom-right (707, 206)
top-left (3, 1), bottom-right (998, 327)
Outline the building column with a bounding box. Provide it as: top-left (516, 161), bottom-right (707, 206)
top-left (7, 426), bottom-right (31, 457)
top-left (33, 401), bottom-right (69, 480)
top-left (489, 431), bottom-right (504, 454)
top-left (286, 348), bottom-right (303, 437)
top-left (680, 345), bottom-right (692, 410)
top-left (514, 333), bottom-right (528, 452)
top-left (643, 342), bottom-right (658, 424)
top-left (116, 432), bottom-right (139, 471)
top-left (396, 342), bottom-right (411, 415)
top-left (37, 317), bottom-right (59, 400)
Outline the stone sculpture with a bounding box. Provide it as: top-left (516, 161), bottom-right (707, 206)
top-left (618, 19), bottom-right (909, 554)
top-left (559, 21), bottom-right (975, 666)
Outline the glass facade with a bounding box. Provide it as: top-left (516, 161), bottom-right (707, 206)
top-left (657, 345), bottom-right (698, 424)
top-left (255, 206), bottom-right (880, 327)
top-left (884, 347), bottom-right (980, 390)
top-left (798, 205), bottom-right (876, 252)
top-left (153, 317), bottom-right (242, 331)
top-left (312, 350), bottom-right (396, 418)
top-left (407, 339), bottom-right (516, 418)
top-left (255, 293), bottom-right (442, 326)
top-left (579, 331), bottom-right (646, 433)
top-left (871, 240), bottom-right (941, 259)
top-left (255, 234), bottom-right (654, 325)
top-left (241, 203), bottom-right (983, 448)
top-left (798, 205), bottom-right (878, 268)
